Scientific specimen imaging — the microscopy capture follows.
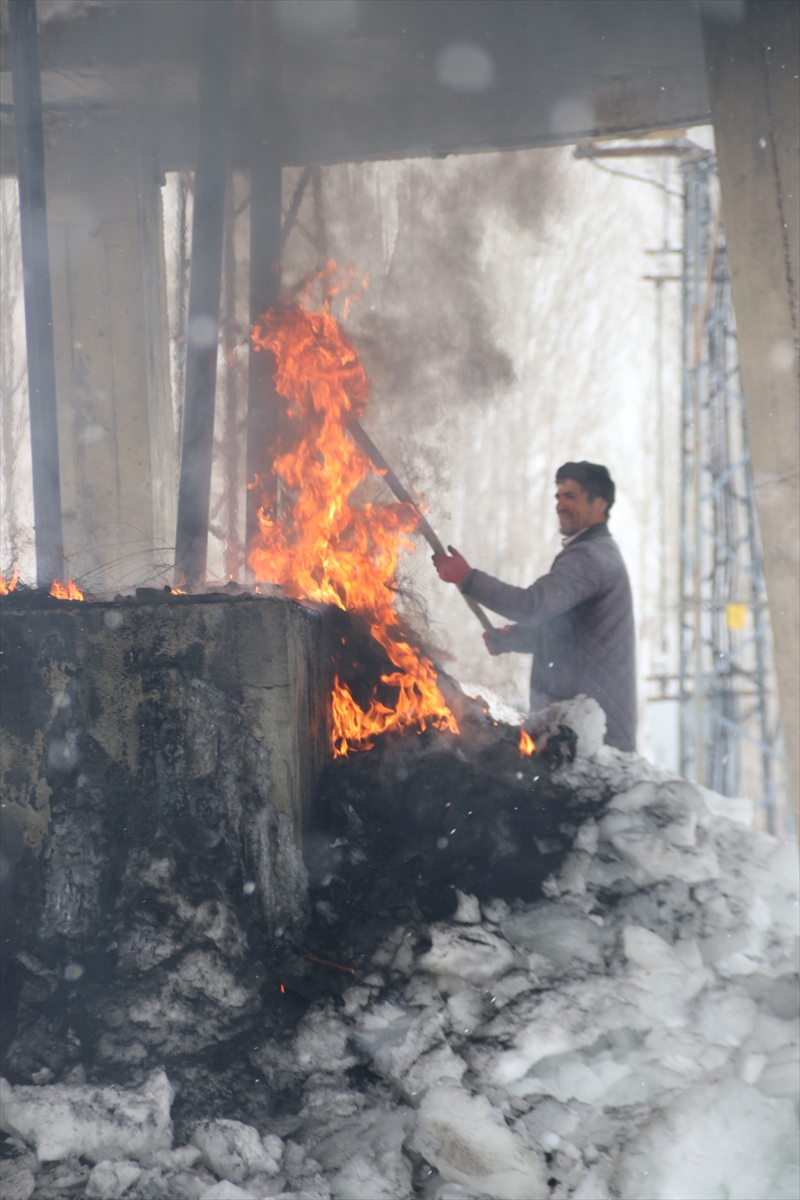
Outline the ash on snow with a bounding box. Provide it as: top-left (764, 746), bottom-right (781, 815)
top-left (1, 696), bottom-right (798, 1200)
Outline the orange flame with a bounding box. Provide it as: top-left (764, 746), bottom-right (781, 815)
top-left (0, 569), bottom-right (19, 595)
top-left (248, 273), bottom-right (458, 757)
top-left (519, 728), bottom-right (536, 756)
top-left (50, 579), bottom-right (84, 601)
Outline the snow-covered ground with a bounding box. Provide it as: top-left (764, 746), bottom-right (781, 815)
top-left (2, 699), bottom-right (797, 1200)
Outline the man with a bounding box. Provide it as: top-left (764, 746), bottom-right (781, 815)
top-left (432, 462), bottom-right (636, 752)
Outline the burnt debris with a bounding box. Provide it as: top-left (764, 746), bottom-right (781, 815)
top-left (1, 585), bottom-right (602, 1150)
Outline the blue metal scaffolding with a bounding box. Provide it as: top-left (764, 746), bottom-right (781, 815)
top-left (578, 136), bottom-right (788, 833)
top-left (678, 152), bottom-right (788, 832)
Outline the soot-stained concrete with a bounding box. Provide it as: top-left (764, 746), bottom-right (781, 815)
top-left (0, 589), bottom-right (332, 1088)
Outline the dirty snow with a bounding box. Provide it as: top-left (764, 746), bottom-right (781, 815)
top-left (1, 698), bottom-right (797, 1199)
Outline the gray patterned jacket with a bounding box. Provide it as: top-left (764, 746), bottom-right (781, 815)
top-left (461, 523), bottom-right (636, 751)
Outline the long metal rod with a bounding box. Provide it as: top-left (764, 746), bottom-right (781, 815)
top-left (9, 0), bottom-right (63, 586)
top-left (174, 0), bottom-right (234, 588)
top-left (346, 418), bottom-right (494, 633)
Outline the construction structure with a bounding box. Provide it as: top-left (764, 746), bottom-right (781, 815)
top-left (0, 0), bottom-right (797, 820)
top-left (679, 149), bottom-right (787, 830)
top-left (578, 135), bottom-right (788, 832)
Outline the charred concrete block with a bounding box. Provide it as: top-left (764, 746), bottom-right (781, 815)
top-left (0, 590), bottom-right (333, 1082)
top-left (2, 590), bottom-right (330, 821)
top-left (0, 591), bottom-right (332, 939)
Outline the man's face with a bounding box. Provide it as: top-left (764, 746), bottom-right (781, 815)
top-left (555, 479), bottom-right (608, 536)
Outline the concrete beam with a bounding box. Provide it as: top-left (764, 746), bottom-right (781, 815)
top-left (0, 0), bottom-right (711, 175)
top-left (702, 1), bottom-right (800, 823)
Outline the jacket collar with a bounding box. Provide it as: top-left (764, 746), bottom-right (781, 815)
top-left (563, 522), bottom-right (610, 547)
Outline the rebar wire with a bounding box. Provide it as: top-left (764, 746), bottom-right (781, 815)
top-left (582, 157), bottom-right (683, 199)
top-left (281, 166), bottom-right (313, 249)
top-left (301, 953), bottom-right (355, 976)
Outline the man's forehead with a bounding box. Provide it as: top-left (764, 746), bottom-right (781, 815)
top-left (556, 479), bottom-right (584, 493)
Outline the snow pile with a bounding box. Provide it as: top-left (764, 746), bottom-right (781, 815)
top-left (191, 1120), bottom-right (284, 1188)
top-left (1, 698), bottom-right (797, 1199)
top-left (410, 1083), bottom-right (548, 1199)
top-left (0, 1069), bottom-right (173, 1164)
top-left (252, 698), bottom-right (798, 1199)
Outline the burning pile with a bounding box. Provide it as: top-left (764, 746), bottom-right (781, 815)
top-left (0, 572), bottom-right (84, 600)
top-left (248, 277), bottom-right (457, 757)
top-left (49, 579), bottom-right (84, 601)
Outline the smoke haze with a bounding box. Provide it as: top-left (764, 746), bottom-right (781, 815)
top-left (1, 141), bottom-right (683, 755)
top-left (279, 146), bottom-right (682, 735)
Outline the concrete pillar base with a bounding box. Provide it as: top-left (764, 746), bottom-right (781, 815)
top-left (0, 589), bottom-right (331, 1080)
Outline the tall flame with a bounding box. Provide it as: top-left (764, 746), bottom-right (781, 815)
top-left (50, 579), bottom-right (84, 601)
top-left (0, 569), bottom-right (18, 595)
top-left (248, 275), bottom-right (458, 757)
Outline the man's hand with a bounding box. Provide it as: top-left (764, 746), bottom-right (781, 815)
top-left (483, 625), bottom-right (514, 656)
top-left (432, 545), bottom-right (472, 587)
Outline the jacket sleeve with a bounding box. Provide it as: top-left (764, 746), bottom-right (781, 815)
top-left (485, 623), bottom-right (538, 653)
top-left (462, 543), bottom-right (602, 626)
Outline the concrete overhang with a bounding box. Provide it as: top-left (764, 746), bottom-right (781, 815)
top-left (0, 0), bottom-right (711, 173)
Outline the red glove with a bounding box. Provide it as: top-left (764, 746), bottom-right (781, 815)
top-left (483, 626), bottom-right (514, 656)
top-left (432, 545), bottom-right (472, 586)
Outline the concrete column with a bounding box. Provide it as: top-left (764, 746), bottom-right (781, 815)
top-left (246, 0), bottom-right (284, 557)
top-left (9, 0), bottom-right (63, 587)
top-left (174, 0), bottom-right (234, 590)
top-left (136, 118), bottom-right (177, 563)
top-left (702, 1), bottom-right (800, 824)
top-left (44, 115), bottom-right (175, 593)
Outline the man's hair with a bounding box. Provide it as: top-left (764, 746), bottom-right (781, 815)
top-left (556, 461), bottom-right (615, 513)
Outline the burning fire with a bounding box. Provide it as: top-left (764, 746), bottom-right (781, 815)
top-left (248, 272), bottom-right (458, 756)
top-left (0, 569), bottom-right (18, 595)
top-left (50, 579), bottom-right (84, 601)
top-left (518, 727), bottom-right (536, 756)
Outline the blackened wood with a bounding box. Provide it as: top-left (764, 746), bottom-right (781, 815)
top-left (174, 0), bottom-right (234, 589)
top-left (9, 0), bottom-right (63, 586)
